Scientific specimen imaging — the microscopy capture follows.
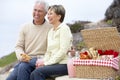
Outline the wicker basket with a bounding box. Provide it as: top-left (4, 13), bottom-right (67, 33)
top-left (81, 27), bottom-right (120, 52)
top-left (75, 27), bottom-right (120, 79)
top-left (75, 65), bottom-right (118, 79)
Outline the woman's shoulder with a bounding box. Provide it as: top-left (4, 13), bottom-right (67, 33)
top-left (60, 23), bottom-right (70, 30)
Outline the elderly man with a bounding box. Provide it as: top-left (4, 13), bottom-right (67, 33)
top-left (6, 0), bottom-right (52, 80)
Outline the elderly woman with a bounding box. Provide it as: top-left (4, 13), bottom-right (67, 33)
top-left (30, 5), bottom-right (73, 80)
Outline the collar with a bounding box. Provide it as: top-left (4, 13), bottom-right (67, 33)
top-left (33, 19), bottom-right (45, 25)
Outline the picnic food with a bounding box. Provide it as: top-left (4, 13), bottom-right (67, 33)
top-left (88, 47), bottom-right (99, 59)
top-left (80, 51), bottom-right (91, 59)
top-left (79, 47), bottom-right (119, 60)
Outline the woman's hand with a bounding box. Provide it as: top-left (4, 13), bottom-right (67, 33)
top-left (36, 59), bottom-right (44, 68)
top-left (68, 46), bottom-right (76, 57)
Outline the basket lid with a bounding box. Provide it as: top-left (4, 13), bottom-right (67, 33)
top-left (81, 27), bottom-right (120, 52)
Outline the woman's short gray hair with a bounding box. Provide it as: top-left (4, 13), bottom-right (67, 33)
top-left (49, 5), bottom-right (65, 22)
top-left (35, 0), bottom-right (49, 12)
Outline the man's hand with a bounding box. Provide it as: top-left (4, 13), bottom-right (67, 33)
top-left (20, 53), bottom-right (31, 62)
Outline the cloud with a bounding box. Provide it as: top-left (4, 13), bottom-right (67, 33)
top-left (0, 0), bottom-right (34, 25)
top-left (46, 0), bottom-right (113, 22)
top-left (0, 0), bottom-right (113, 25)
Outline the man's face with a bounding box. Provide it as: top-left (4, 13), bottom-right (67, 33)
top-left (33, 3), bottom-right (46, 23)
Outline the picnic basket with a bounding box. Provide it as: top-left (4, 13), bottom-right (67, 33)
top-left (75, 27), bottom-right (120, 79)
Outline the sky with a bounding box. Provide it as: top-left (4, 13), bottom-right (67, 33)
top-left (0, 0), bottom-right (113, 58)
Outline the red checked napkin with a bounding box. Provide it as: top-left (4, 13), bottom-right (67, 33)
top-left (73, 57), bottom-right (119, 70)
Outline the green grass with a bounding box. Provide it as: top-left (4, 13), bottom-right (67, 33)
top-left (0, 52), bottom-right (17, 67)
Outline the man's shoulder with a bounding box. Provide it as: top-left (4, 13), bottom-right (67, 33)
top-left (19, 22), bottom-right (33, 32)
top-left (24, 22), bottom-right (33, 26)
top-left (44, 21), bottom-right (53, 29)
top-left (20, 21), bottom-right (32, 27)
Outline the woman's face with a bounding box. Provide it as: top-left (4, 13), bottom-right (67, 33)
top-left (47, 9), bottom-right (60, 24)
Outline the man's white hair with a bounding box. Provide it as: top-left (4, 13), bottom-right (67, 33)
top-left (35, 0), bottom-right (49, 12)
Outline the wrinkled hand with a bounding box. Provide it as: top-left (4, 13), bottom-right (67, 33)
top-left (36, 59), bottom-right (44, 68)
top-left (20, 53), bottom-right (31, 62)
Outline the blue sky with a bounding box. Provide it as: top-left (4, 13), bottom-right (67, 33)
top-left (0, 0), bottom-right (113, 58)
